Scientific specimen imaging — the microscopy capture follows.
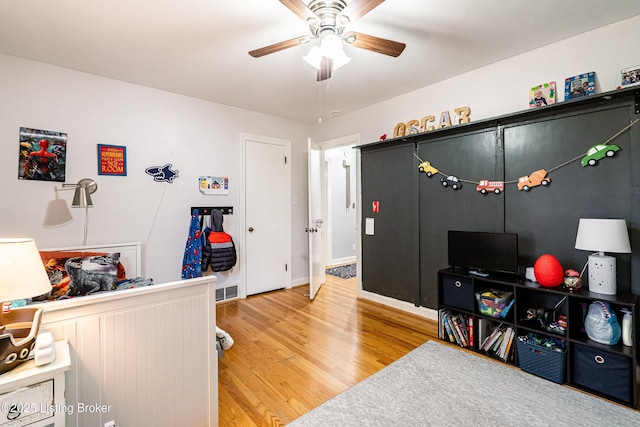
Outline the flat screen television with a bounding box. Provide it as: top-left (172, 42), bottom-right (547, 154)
top-left (447, 230), bottom-right (519, 275)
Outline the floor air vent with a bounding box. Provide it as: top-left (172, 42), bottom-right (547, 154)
top-left (216, 285), bottom-right (239, 302)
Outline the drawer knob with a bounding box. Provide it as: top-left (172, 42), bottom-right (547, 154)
top-left (454, 280), bottom-right (462, 288)
top-left (594, 355), bottom-right (605, 364)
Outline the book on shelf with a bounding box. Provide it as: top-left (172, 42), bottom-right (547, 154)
top-left (491, 332), bottom-right (503, 353)
top-left (441, 311), bottom-right (455, 343)
top-left (503, 328), bottom-right (515, 362)
top-left (477, 318), bottom-right (493, 347)
top-left (440, 310), bottom-right (472, 348)
top-left (480, 323), bottom-right (504, 351)
top-left (451, 314), bottom-right (468, 347)
top-left (497, 327), bottom-right (514, 360)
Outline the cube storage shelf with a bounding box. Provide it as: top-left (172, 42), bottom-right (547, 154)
top-left (438, 266), bottom-right (638, 408)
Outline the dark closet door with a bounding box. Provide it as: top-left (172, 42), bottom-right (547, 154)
top-left (418, 129), bottom-right (504, 308)
top-left (360, 142), bottom-right (419, 304)
top-left (504, 104), bottom-right (637, 294)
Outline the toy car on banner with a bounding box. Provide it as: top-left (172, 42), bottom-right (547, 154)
top-left (418, 161), bottom-right (439, 177)
top-left (581, 144), bottom-right (620, 167)
top-left (476, 180), bottom-right (504, 194)
top-left (518, 169), bottom-right (551, 191)
top-left (440, 175), bottom-right (462, 190)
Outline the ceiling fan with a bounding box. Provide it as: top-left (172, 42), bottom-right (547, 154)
top-left (249, 0), bottom-right (406, 81)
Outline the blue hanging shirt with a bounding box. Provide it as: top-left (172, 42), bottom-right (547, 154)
top-left (182, 209), bottom-right (203, 279)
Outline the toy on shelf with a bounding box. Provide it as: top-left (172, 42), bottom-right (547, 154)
top-left (533, 254), bottom-right (563, 287)
top-left (563, 269), bottom-right (582, 291)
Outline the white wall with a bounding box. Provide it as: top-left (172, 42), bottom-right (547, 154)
top-left (324, 146), bottom-right (356, 265)
top-left (316, 15), bottom-right (640, 145)
top-left (2, 15), bottom-right (639, 293)
top-left (0, 54), bottom-right (311, 287)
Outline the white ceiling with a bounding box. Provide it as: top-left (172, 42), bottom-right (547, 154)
top-left (1, 1), bottom-right (639, 124)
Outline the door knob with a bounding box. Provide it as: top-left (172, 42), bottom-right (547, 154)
top-left (248, 227), bottom-right (254, 232)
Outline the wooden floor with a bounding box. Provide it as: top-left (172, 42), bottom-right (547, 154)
top-left (216, 274), bottom-right (438, 426)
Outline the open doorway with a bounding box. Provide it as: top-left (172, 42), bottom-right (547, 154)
top-left (318, 134), bottom-right (359, 282)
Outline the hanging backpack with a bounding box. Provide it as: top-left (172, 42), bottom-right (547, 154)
top-left (201, 209), bottom-right (237, 272)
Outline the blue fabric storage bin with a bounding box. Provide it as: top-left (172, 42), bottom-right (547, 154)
top-left (572, 343), bottom-right (633, 404)
top-left (516, 337), bottom-right (566, 384)
top-left (441, 275), bottom-right (474, 311)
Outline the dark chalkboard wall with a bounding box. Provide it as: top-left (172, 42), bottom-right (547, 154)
top-left (361, 143), bottom-right (419, 304)
top-left (360, 89), bottom-right (640, 309)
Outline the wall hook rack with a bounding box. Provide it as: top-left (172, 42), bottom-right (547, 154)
top-left (191, 206), bottom-right (233, 216)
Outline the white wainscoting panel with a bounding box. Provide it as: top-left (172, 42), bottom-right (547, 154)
top-left (39, 276), bottom-right (217, 427)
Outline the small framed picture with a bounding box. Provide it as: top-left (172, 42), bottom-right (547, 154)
top-left (97, 144), bottom-right (127, 176)
top-left (529, 82), bottom-right (556, 109)
top-left (18, 127), bottom-right (67, 182)
top-left (618, 65), bottom-right (640, 89)
top-left (564, 72), bottom-right (596, 100)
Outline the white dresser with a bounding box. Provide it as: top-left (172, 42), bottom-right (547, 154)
top-left (0, 341), bottom-right (71, 427)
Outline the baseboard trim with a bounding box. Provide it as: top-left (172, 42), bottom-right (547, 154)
top-left (358, 290), bottom-right (438, 321)
top-left (292, 277), bottom-right (309, 287)
top-left (328, 256), bottom-right (356, 267)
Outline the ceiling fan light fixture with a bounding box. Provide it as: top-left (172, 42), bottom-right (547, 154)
top-left (329, 45), bottom-right (351, 70)
top-left (303, 45), bottom-right (323, 69)
top-left (303, 39), bottom-right (351, 71)
top-left (320, 34), bottom-right (343, 58)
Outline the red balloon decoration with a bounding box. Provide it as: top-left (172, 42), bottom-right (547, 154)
top-left (533, 254), bottom-right (564, 287)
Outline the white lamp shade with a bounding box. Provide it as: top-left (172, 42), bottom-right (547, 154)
top-left (575, 218), bottom-right (631, 253)
top-left (43, 198), bottom-right (73, 228)
top-left (0, 238), bottom-right (51, 301)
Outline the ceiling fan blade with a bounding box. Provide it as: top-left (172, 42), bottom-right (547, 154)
top-left (344, 31), bottom-right (406, 57)
top-left (279, 0), bottom-right (316, 21)
top-left (340, 0), bottom-right (385, 21)
top-left (317, 57), bottom-right (333, 81)
top-left (249, 36), bottom-right (309, 58)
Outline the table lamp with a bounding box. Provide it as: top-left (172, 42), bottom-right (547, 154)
top-left (574, 218), bottom-right (631, 295)
top-left (0, 238), bottom-right (52, 374)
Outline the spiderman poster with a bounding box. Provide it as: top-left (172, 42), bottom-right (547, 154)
top-left (18, 127), bottom-right (67, 182)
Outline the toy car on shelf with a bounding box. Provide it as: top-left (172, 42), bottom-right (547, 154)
top-left (476, 180), bottom-right (504, 194)
top-left (418, 161), bottom-right (438, 177)
top-left (518, 169), bottom-right (551, 191)
top-left (581, 144), bottom-right (620, 167)
top-left (440, 175), bottom-right (462, 190)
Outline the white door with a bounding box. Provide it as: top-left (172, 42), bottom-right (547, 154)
top-left (308, 138), bottom-right (325, 299)
top-left (244, 137), bottom-right (290, 295)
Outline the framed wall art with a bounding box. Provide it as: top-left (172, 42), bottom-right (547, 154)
top-left (618, 65), bottom-right (640, 89)
top-left (199, 176), bottom-right (229, 195)
top-left (564, 72), bottom-right (596, 100)
top-left (18, 127), bottom-right (67, 182)
top-left (529, 82), bottom-right (556, 109)
top-left (97, 144), bottom-right (127, 176)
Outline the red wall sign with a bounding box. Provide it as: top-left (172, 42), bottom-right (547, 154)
top-left (97, 144), bottom-right (127, 176)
